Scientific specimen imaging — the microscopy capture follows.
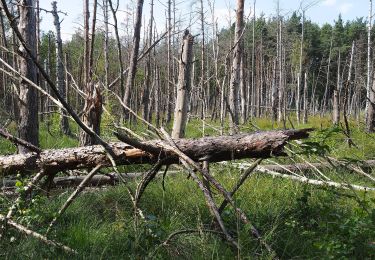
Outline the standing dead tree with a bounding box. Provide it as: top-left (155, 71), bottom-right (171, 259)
top-left (142, 0), bottom-right (154, 121)
top-left (108, 0), bottom-right (125, 105)
top-left (52, 1), bottom-right (70, 135)
top-left (366, 0), bottom-right (374, 132)
top-left (123, 0), bottom-right (144, 120)
top-left (171, 30), bottom-right (194, 139)
top-left (16, 0), bottom-right (39, 153)
top-left (229, 0), bottom-right (245, 134)
top-left (79, 0), bottom-right (103, 146)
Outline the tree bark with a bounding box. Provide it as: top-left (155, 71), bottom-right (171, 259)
top-left (296, 10), bottom-right (305, 124)
top-left (80, 0), bottom-right (102, 146)
top-left (142, 0), bottom-right (153, 121)
top-left (171, 31), bottom-right (194, 138)
top-left (366, 0), bottom-right (375, 132)
top-left (52, 1), bottom-right (71, 135)
top-left (17, 0), bottom-right (39, 153)
top-left (123, 0), bottom-right (144, 119)
top-left (333, 51), bottom-right (341, 125)
top-left (229, 0), bottom-right (244, 134)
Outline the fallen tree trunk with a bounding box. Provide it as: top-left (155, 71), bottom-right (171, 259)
top-left (2, 171), bottom-right (180, 189)
top-left (3, 159), bottom-right (375, 190)
top-left (0, 129), bottom-right (311, 176)
top-left (230, 160), bottom-right (375, 174)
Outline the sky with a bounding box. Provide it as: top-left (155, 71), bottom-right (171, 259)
top-left (38, 0), bottom-right (368, 41)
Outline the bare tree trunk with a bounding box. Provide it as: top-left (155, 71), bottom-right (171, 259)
top-left (165, 0), bottom-right (173, 124)
top-left (142, 0), bottom-right (153, 121)
top-left (240, 54), bottom-right (246, 124)
top-left (171, 31), bottom-right (194, 139)
top-left (322, 36), bottom-right (333, 115)
top-left (108, 0), bottom-right (124, 105)
top-left (80, 0), bottom-right (102, 146)
top-left (303, 72), bottom-right (308, 124)
top-left (154, 66), bottom-right (160, 127)
top-left (103, 0), bottom-right (109, 93)
top-left (52, 1), bottom-right (71, 135)
top-left (251, 0), bottom-right (256, 118)
top-left (277, 16), bottom-right (284, 122)
top-left (200, 0), bottom-right (206, 128)
top-left (343, 41), bottom-right (355, 146)
top-left (35, 0), bottom-right (41, 120)
top-left (17, 0), bottom-right (39, 153)
top-left (296, 10), bottom-right (305, 124)
top-left (271, 59), bottom-right (277, 121)
top-left (229, 0), bottom-right (244, 134)
top-left (123, 0), bottom-right (144, 120)
top-left (366, 0), bottom-right (374, 132)
top-left (333, 52), bottom-right (341, 125)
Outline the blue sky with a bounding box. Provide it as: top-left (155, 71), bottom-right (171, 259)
top-left (38, 0), bottom-right (367, 41)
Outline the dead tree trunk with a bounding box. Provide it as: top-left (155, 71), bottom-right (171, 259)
top-left (333, 51), bottom-right (341, 125)
top-left (296, 10), bottom-right (305, 124)
top-left (322, 36), bottom-right (333, 116)
top-left (171, 31), bottom-right (194, 139)
top-left (123, 0), bottom-right (144, 119)
top-left (17, 0), bottom-right (39, 153)
top-left (79, 0), bottom-right (102, 146)
top-left (103, 0), bottom-right (109, 94)
top-left (303, 72), bottom-right (308, 124)
top-left (108, 0), bottom-right (124, 105)
top-left (142, 0), bottom-right (153, 121)
top-left (52, 1), bottom-right (71, 135)
top-left (229, 0), bottom-right (244, 134)
top-left (0, 129), bottom-right (312, 176)
top-left (366, 0), bottom-right (375, 132)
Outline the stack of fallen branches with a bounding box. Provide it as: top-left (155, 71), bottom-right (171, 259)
top-left (0, 125), bottom-right (312, 256)
top-left (226, 157), bottom-right (375, 192)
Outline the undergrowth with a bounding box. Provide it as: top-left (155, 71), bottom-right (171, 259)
top-left (0, 115), bottom-right (375, 259)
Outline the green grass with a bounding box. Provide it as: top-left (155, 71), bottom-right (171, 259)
top-left (1, 115), bottom-right (375, 259)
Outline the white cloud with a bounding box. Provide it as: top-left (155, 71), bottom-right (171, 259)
top-left (339, 3), bottom-right (353, 14)
top-left (322, 0), bottom-right (337, 6)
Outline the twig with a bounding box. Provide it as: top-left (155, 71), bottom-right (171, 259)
top-left (0, 127), bottom-right (42, 153)
top-left (45, 164), bottom-right (102, 235)
top-left (134, 160), bottom-right (164, 207)
top-left (256, 166), bottom-right (375, 191)
top-left (159, 128), bottom-right (277, 256)
top-left (0, 170), bottom-right (46, 238)
top-left (0, 213), bottom-right (76, 254)
top-left (218, 159), bottom-right (263, 214)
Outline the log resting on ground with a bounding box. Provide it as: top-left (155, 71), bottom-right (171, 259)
top-left (0, 129), bottom-right (312, 176)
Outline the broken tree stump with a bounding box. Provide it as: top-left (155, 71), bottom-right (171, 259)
top-left (0, 129), bottom-right (312, 176)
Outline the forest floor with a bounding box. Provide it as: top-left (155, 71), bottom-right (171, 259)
top-left (1, 115), bottom-right (375, 259)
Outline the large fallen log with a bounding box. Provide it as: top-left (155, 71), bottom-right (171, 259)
top-left (3, 159), bottom-right (375, 190)
top-left (0, 129), bottom-right (311, 176)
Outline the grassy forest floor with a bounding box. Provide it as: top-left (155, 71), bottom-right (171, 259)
top-left (1, 115), bottom-right (375, 259)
